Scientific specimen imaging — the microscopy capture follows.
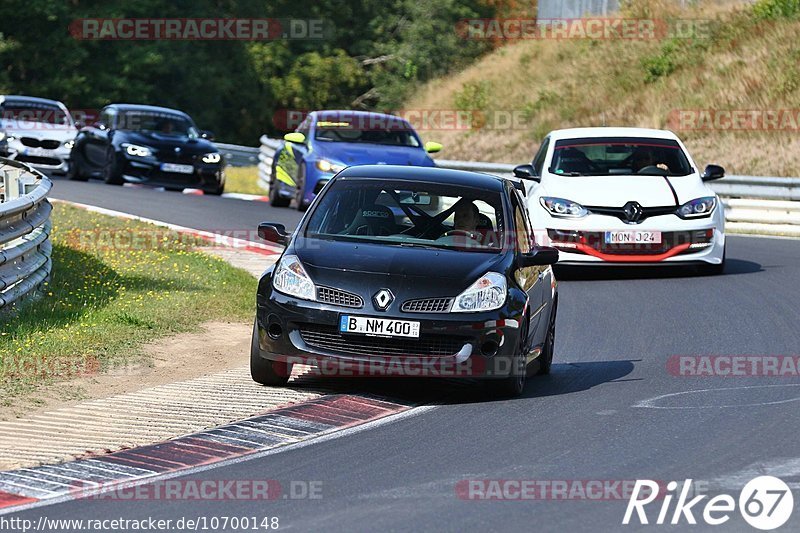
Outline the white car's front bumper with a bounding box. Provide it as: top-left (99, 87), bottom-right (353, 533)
top-left (534, 211), bottom-right (726, 266)
top-left (4, 139), bottom-right (71, 173)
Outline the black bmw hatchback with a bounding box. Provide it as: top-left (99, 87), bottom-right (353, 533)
top-left (68, 104), bottom-right (225, 194)
top-left (253, 165), bottom-right (559, 397)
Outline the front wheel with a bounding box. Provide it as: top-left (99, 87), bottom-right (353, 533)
top-left (269, 156), bottom-right (291, 207)
top-left (536, 300), bottom-right (557, 376)
top-left (294, 162), bottom-right (309, 212)
top-left (103, 148), bottom-right (125, 185)
top-left (250, 320), bottom-right (292, 386)
top-left (66, 160), bottom-right (88, 182)
top-left (485, 318), bottom-right (528, 398)
top-left (697, 248), bottom-right (726, 276)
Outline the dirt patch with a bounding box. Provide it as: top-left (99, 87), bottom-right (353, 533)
top-left (0, 321), bottom-right (250, 421)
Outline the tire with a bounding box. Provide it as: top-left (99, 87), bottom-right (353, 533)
top-left (486, 317), bottom-right (528, 398)
top-left (536, 299), bottom-right (557, 376)
top-left (66, 160), bottom-right (88, 182)
top-left (103, 148), bottom-right (125, 185)
top-left (206, 182), bottom-right (224, 196)
top-left (697, 248), bottom-right (726, 276)
top-left (294, 162), bottom-right (309, 212)
top-left (250, 320), bottom-right (291, 386)
top-left (269, 156), bottom-right (290, 207)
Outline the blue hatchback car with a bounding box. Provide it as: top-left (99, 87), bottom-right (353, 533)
top-left (268, 110), bottom-right (442, 210)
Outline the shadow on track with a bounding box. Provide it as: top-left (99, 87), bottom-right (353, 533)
top-left (285, 359), bottom-right (638, 406)
top-left (554, 259), bottom-right (761, 281)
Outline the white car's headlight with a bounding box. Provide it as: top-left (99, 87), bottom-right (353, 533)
top-left (63, 140), bottom-right (75, 150)
top-left (273, 255), bottom-right (316, 301)
top-left (316, 159), bottom-right (346, 173)
top-left (451, 272), bottom-right (506, 313)
top-left (123, 143), bottom-right (152, 157)
top-left (202, 152), bottom-right (221, 164)
top-left (677, 197), bottom-right (716, 219)
top-left (0, 132), bottom-right (6, 142)
top-left (540, 197), bottom-right (589, 218)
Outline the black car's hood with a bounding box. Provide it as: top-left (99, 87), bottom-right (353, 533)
top-left (293, 237), bottom-right (505, 297)
top-left (118, 131), bottom-right (216, 154)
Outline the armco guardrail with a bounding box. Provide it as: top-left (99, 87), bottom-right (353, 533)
top-left (254, 137), bottom-right (800, 236)
top-left (0, 158), bottom-right (53, 310)
top-left (215, 142), bottom-right (259, 167)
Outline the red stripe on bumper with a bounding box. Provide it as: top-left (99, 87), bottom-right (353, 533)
top-left (0, 490), bottom-right (37, 510)
top-left (575, 242), bottom-right (692, 262)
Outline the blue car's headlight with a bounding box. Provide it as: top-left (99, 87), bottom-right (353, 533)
top-left (316, 159), bottom-right (346, 173)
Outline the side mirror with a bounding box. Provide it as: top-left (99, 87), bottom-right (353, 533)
top-left (424, 141), bottom-right (442, 154)
top-left (518, 246), bottom-right (559, 267)
top-left (74, 121), bottom-right (84, 130)
top-left (513, 164), bottom-right (540, 182)
top-left (94, 121), bottom-right (107, 130)
top-left (258, 222), bottom-right (290, 246)
top-left (284, 132), bottom-right (306, 144)
top-left (200, 130), bottom-right (215, 141)
top-left (701, 164), bottom-right (725, 181)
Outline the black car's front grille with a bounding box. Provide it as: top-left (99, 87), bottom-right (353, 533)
top-left (401, 297), bottom-right (453, 313)
top-left (298, 323), bottom-right (467, 358)
top-left (316, 286), bottom-right (363, 308)
top-left (157, 150), bottom-right (198, 164)
top-left (20, 137), bottom-right (60, 149)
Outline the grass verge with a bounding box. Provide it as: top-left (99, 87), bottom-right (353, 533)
top-left (225, 166), bottom-right (264, 195)
top-left (0, 203), bottom-right (256, 401)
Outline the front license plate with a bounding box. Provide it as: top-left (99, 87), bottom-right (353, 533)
top-left (604, 230), bottom-right (662, 244)
top-left (340, 316), bottom-right (420, 338)
top-left (160, 163), bottom-right (195, 174)
top-left (25, 147), bottom-right (56, 157)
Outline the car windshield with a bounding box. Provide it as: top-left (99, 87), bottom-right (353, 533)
top-left (550, 137), bottom-right (693, 176)
top-left (0, 102), bottom-right (72, 126)
top-left (117, 111), bottom-right (199, 137)
top-left (314, 118), bottom-right (420, 147)
top-left (305, 178), bottom-right (505, 252)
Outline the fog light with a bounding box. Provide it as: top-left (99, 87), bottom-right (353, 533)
top-left (481, 340), bottom-right (499, 357)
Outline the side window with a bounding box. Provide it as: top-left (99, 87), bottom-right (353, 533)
top-left (512, 193), bottom-right (532, 253)
top-left (298, 117), bottom-right (311, 139)
top-left (532, 137), bottom-right (550, 176)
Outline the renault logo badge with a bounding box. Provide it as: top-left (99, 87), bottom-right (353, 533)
top-left (623, 201), bottom-right (644, 223)
top-left (373, 289), bottom-right (394, 311)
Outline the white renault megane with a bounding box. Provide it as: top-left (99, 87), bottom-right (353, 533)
top-left (514, 127), bottom-right (726, 274)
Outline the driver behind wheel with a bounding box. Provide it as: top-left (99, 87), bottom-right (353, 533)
top-left (454, 201), bottom-right (480, 233)
top-left (630, 147), bottom-right (669, 173)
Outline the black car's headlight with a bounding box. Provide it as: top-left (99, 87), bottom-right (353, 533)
top-left (451, 272), bottom-right (506, 313)
top-left (123, 143), bottom-right (152, 157)
top-left (273, 255), bottom-right (316, 301)
top-left (677, 197), bottom-right (716, 219)
top-left (202, 152), bottom-right (221, 164)
top-left (540, 197), bottom-right (589, 218)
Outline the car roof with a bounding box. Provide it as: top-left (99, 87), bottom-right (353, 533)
top-left (337, 165), bottom-right (506, 191)
top-left (547, 127), bottom-right (680, 141)
top-left (312, 110), bottom-right (411, 123)
top-left (0, 95), bottom-right (67, 108)
top-left (107, 103), bottom-right (191, 117)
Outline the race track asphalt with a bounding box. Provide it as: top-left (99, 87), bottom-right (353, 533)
top-left (13, 176), bottom-right (800, 532)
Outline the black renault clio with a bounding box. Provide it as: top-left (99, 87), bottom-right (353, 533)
top-left (253, 165), bottom-right (559, 397)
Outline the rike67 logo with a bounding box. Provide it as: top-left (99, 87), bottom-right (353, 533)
top-left (623, 476), bottom-right (794, 530)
